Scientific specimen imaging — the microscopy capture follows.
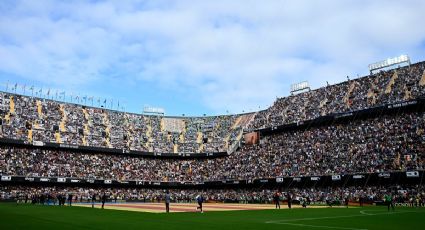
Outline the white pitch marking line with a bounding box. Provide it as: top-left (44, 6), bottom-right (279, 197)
top-left (272, 222), bottom-right (368, 230)
top-left (266, 214), bottom-right (365, 224)
top-left (359, 210), bottom-right (374, 216)
top-left (265, 210), bottom-right (421, 224)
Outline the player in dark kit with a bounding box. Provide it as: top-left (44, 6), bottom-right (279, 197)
top-left (67, 194), bottom-right (73, 206)
top-left (196, 194), bottom-right (204, 213)
top-left (91, 193), bottom-right (96, 208)
top-left (101, 193), bottom-right (107, 209)
top-left (359, 194), bottom-right (364, 207)
top-left (57, 194), bottom-right (62, 206)
top-left (286, 192), bottom-right (292, 209)
top-left (61, 193), bottom-right (66, 206)
top-left (165, 190), bottom-right (171, 213)
top-left (273, 192), bottom-right (280, 209)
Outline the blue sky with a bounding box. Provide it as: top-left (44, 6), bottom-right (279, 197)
top-left (1, 0), bottom-right (425, 116)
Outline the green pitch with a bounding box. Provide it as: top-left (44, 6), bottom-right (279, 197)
top-left (0, 203), bottom-right (423, 230)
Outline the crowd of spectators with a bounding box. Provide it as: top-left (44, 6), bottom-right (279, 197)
top-left (1, 185), bottom-right (424, 206)
top-left (1, 110), bottom-right (424, 182)
top-left (0, 91), bottom-right (250, 154)
top-left (1, 62), bottom-right (425, 154)
top-left (1, 63), bottom-right (425, 207)
top-left (249, 61), bottom-right (425, 130)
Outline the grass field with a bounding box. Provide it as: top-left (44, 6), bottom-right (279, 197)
top-left (0, 202), bottom-right (424, 230)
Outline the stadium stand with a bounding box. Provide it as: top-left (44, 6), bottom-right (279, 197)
top-left (1, 60), bottom-right (425, 203)
top-left (248, 61), bottom-right (425, 130)
top-left (0, 110), bottom-right (424, 182)
top-left (0, 92), bottom-right (251, 154)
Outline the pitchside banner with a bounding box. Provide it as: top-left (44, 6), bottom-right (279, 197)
top-left (406, 171), bottom-right (419, 177)
top-left (331, 175), bottom-right (341, 181)
top-left (378, 173), bottom-right (391, 178)
top-left (1, 176), bottom-right (12, 181)
top-left (1, 171), bottom-right (423, 187)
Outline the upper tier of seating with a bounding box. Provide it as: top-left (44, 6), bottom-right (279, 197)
top-left (249, 61), bottom-right (425, 130)
top-left (0, 93), bottom-right (255, 153)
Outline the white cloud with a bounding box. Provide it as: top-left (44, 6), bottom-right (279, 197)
top-left (0, 0), bottom-right (425, 114)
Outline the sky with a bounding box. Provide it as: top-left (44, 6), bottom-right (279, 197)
top-left (0, 0), bottom-right (425, 116)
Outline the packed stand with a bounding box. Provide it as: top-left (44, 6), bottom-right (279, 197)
top-left (1, 111), bottom-right (424, 182)
top-left (0, 92), bottom-right (246, 154)
top-left (249, 61), bottom-right (425, 130)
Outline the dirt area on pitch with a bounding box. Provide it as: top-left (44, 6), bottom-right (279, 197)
top-left (74, 202), bottom-right (334, 213)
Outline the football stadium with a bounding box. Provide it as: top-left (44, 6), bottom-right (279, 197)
top-left (1, 1), bottom-right (425, 230)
